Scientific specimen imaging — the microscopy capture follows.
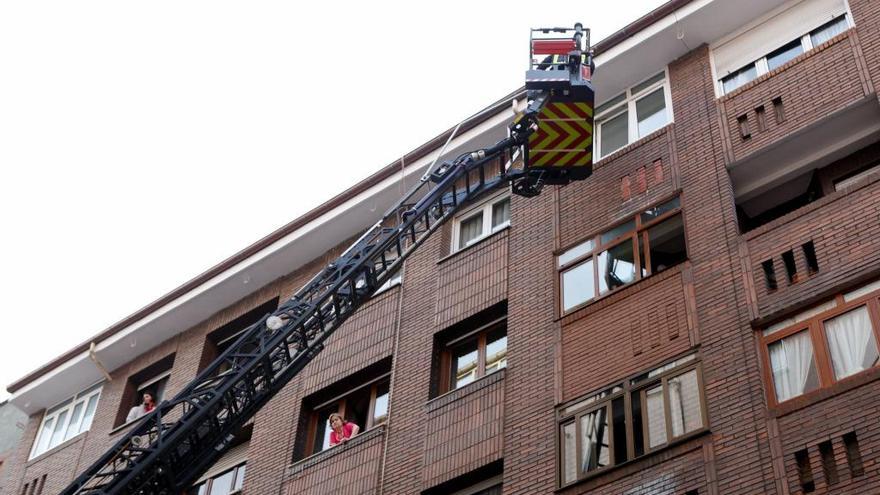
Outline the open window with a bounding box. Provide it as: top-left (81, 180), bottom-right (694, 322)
top-left (198, 298), bottom-right (279, 375)
top-left (114, 354), bottom-right (175, 428)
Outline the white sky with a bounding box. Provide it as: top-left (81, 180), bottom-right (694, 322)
top-left (0, 0), bottom-right (667, 402)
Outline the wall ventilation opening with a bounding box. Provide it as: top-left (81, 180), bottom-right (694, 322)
top-left (772, 96), bottom-right (785, 123)
top-left (781, 250), bottom-right (797, 283)
top-left (843, 431), bottom-right (864, 477)
top-left (738, 114), bottom-right (751, 140)
top-left (755, 105), bottom-right (767, 132)
top-left (795, 448), bottom-right (816, 493)
top-left (802, 241), bottom-right (819, 275)
top-left (762, 259), bottom-right (778, 291)
top-left (818, 440), bottom-right (838, 485)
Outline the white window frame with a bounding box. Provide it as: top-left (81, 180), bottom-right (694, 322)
top-left (593, 68), bottom-right (674, 161)
top-left (715, 13), bottom-right (852, 96)
top-left (30, 382), bottom-right (103, 459)
top-left (450, 190), bottom-right (511, 252)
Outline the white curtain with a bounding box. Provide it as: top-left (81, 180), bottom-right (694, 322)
top-left (825, 306), bottom-right (879, 379)
top-left (769, 331), bottom-right (815, 402)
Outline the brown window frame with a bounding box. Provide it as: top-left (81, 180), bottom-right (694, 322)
top-left (302, 374), bottom-right (390, 457)
top-left (187, 462), bottom-right (246, 495)
top-left (760, 283), bottom-right (880, 407)
top-left (557, 196), bottom-right (686, 314)
top-left (438, 318), bottom-right (507, 394)
top-left (557, 355), bottom-right (708, 487)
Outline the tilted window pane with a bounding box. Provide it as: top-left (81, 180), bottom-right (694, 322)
top-left (768, 330), bottom-right (819, 402)
top-left (453, 341), bottom-right (479, 389)
top-left (721, 64), bottom-right (757, 94)
top-left (64, 401), bottom-right (85, 441)
top-left (562, 259), bottom-right (595, 311)
top-left (600, 220), bottom-right (635, 245)
top-left (645, 385), bottom-right (667, 448)
top-left (767, 39), bottom-right (804, 71)
top-left (558, 239), bottom-right (593, 267)
top-left (49, 410), bottom-right (69, 449)
top-left (79, 394), bottom-right (100, 435)
top-left (636, 87), bottom-right (667, 138)
top-left (458, 213), bottom-right (483, 249)
top-left (580, 408), bottom-right (610, 473)
top-left (640, 197), bottom-right (680, 223)
top-left (485, 331), bottom-right (508, 374)
top-left (811, 16), bottom-right (848, 47)
top-left (645, 214), bottom-right (687, 273)
top-left (208, 469), bottom-right (235, 495)
top-left (668, 369), bottom-right (703, 437)
top-left (492, 198), bottom-right (510, 228)
top-left (598, 240), bottom-right (636, 295)
top-left (233, 465), bottom-right (246, 491)
top-left (373, 382), bottom-right (390, 425)
top-left (562, 422), bottom-right (577, 484)
top-left (600, 111), bottom-right (629, 157)
top-left (824, 306), bottom-right (880, 380)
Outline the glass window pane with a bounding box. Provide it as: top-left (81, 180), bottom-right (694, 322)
top-left (825, 306), bottom-right (880, 380)
top-left (611, 397), bottom-right (628, 465)
top-left (314, 408), bottom-right (334, 453)
top-left (668, 370), bottom-right (703, 437)
top-left (595, 93), bottom-right (626, 115)
top-left (721, 64), bottom-right (757, 94)
top-left (453, 340), bottom-right (479, 389)
top-left (768, 330), bottom-right (819, 402)
top-left (580, 408), bottom-right (610, 473)
top-left (558, 239), bottom-right (593, 267)
top-left (485, 330), bottom-right (507, 374)
top-left (208, 469), bottom-right (235, 495)
top-left (562, 259), bottom-right (595, 311)
top-left (601, 220), bottom-right (635, 245)
top-left (640, 197), bottom-right (680, 223)
top-left (79, 394), bottom-right (99, 435)
top-left (636, 87), bottom-right (667, 137)
top-left (630, 391), bottom-right (645, 457)
top-left (233, 464), bottom-right (246, 491)
top-left (645, 214), bottom-right (687, 274)
top-left (49, 410), bottom-right (69, 449)
top-left (645, 385), bottom-right (667, 448)
top-left (632, 72), bottom-right (665, 95)
top-left (491, 198), bottom-right (510, 228)
top-left (64, 401), bottom-right (85, 441)
top-left (767, 39), bottom-right (804, 71)
top-left (562, 422), bottom-right (577, 484)
top-left (600, 110), bottom-right (628, 157)
top-left (811, 16), bottom-right (848, 47)
top-left (844, 279), bottom-right (880, 302)
top-left (598, 240), bottom-right (636, 295)
top-left (35, 417), bottom-right (55, 456)
top-left (458, 213), bottom-right (483, 249)
top-left (188, 482), bottom-right (207, 495)
top-left (372, 382), bottom-right (390, 425)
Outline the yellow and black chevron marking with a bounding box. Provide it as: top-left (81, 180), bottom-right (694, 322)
top-left (528, 101), bottom-right (593, 168)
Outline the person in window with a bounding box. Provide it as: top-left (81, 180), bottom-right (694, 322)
top-left (328, 413), bottom-right (359, 446)
top-left (126, 392), bottom-right (156, 423)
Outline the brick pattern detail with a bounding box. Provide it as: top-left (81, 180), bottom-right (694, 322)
top-left (720, 32), bottom-right (867, 163)
top-left (422, 371), bottom-right (505, 487)
top-left (283, 426), bottom-right (385, 495)
top-left (561, 268), bottom-right (693, 400)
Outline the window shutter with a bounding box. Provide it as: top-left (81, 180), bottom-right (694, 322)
top-left (194, 442), bottom-right (248, 484)
top-left (713, 0), bottom-right (847, 77)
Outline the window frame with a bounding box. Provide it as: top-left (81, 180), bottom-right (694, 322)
top-left (439, 318), bottom-right (507, 394)
top-left (188, 462), bottom-right (247, 495)
top-left (30, 382), bottom-right (103, 459)
top-left (760, 284), bottom-right (880, 407)
top-left (557, 196), bottom-right (686, 315)
top-left (302, 374), bottom-right (391, 457)
top-left (594, 69), bottom-right (674, 160)
top-left (557, 356), bottom-right (707, 487)
top-left (451, 191), bottom-right (511, 252)
top-left (717, 14), bottom-right (851, 96)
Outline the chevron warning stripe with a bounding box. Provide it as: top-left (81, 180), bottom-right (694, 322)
top-left (528, 101), bottom-right (593, 168)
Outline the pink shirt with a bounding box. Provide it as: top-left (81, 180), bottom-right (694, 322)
top-left (329, 422), bottom-right (355, 445)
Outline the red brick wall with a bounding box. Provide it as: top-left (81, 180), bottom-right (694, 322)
top-left (283, 426), bottom-right (385, 495)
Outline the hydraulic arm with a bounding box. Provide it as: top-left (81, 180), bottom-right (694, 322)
top-left (60, 24), bottom-right (594, 495)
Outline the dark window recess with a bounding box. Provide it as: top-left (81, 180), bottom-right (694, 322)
top-left (198, 298), bottom-right (280, 374)
top-left (773, 96), bottom-right (785, 123)
top-left (795, 448), bottom-right (816, 493)
top-left (736, 170), bottom-right (823, 232)
top-left (818, 440), bottom-right (838, 485)
top-left (781, 250), bottom-right (797, 283)
top-left (843, 431), bottom-right (864, 477)
top-left (685, 491), bottom-right (699, 495)
top-left (762, 259), bottom-right (778, 291)
top-left (737, 114), bottom-right (751, 140)
top-left (802, 241), bottom-right (819, 275)
top-left (755, 105), bottom-right (767, 132)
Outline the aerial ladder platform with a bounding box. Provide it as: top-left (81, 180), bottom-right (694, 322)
top-left (60, 24), bottom-right (595, 495)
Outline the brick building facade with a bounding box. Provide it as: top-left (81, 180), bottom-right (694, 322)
top-left (4, 0), bottom-right (880, 493)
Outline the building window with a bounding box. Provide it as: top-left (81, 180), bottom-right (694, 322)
top-left (717, 14), bottom-right (850, 95)
top-left (188, 463), bottom-right (246, 495)
top-left (439, 318), bottom-right (507, 393)
top-left (115, 354), bottom-right (175, 428)
top-left (558, 355), bottom-right (706, 486)
top-left (558, 197), bottom-right (686, 313)
top-left (30, 382), bottom-right (102, 459)
top-left (303, 376), bottom-right (390, 457)
top-left (760, 279), bottom-right (880, 406)
top-left (594, 71), bottom-right (671, 159)
top-left (833, 160), bottom-right (880, 191)
top-left (452, 192), bottom-right (510, 251)
top-left (199, 298), bottom-right (279, 375)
